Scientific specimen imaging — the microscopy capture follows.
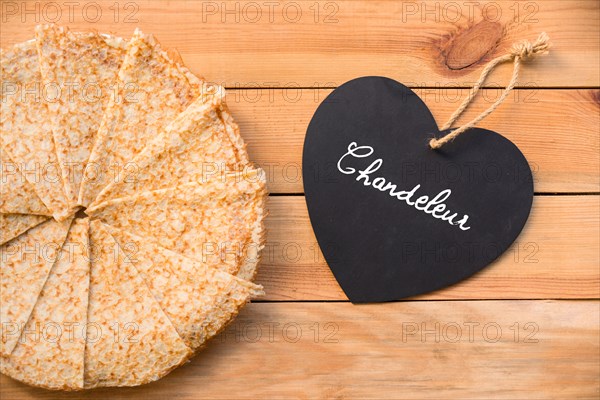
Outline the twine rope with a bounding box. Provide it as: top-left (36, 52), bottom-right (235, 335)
top-left (429, 32), bottom-right (551, 149)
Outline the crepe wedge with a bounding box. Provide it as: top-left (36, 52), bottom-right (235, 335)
top-left (92, 87), bottom-right (249, 206)
top-left (102, 222), bottom-right (263, 350)
top-left (88, 169), bottom-right (266, 281)
top-left (0, 217), bottom-right (71, 357)
top-left (0, 214), bottom-right (49, 246)
top-left (79, 28), bottom-right (209, 207)
top-left (0, 41), bottom-right (70, 220)
top-left (1, 218), bottom-right (90, 390)
top-left (85, 220), bottom-right (191, 388)
top-left (1, 148), bottom-right (50, 216)
top-left (35, 24), bottom-right (127, 208)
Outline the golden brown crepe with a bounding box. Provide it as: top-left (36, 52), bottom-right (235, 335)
top-left (0, 148), bottom-right (50, 215)
top-left (0, 24), bottom-right (267, 390)
top-left (79, 28), bottom-right (207, 207)
top-left (102, 222), bottom-right (263, 350)
top-left (0, 214), bottom-right (49, 246)
top-left (0, 40), bottom-right (70, 220)
top-left (92, 87), bottom-right (249, 206)
top-left (1, 218), bottom-right (90, 390)
top-left (0, 217), bottom-right (71, 356)
top-left (88, 169), bottom-right (266, 280)
top-left (85, 220), bottom-right (192, 388)
top-left (35, 24), bottom-right (127, 208)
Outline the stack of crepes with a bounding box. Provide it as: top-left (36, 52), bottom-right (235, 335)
top-left (0, 25), bottom-right (266, 390)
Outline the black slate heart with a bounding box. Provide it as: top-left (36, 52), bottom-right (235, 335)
top-left (302, 76), bottom-right (533, 303)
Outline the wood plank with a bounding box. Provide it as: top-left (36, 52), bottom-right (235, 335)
top-left (2, 301), bottom-right (598, 399)
top-left (0, 1), bottom-right (598, 88)
top-left (258, 195), bottom-right (600, 300)
top-left (231, 88), bottom-right (600, 193)
top-left (0, 3), bottom-right (597, 399)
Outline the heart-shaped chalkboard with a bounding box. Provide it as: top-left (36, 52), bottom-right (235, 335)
top-left (303, 76), bottom-right (533, 303)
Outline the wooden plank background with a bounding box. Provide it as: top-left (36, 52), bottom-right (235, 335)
top-left (1, 0), bottom-right (599, 88)
top-left (1, 1), bottom-right (598, 399)
top-left (2, 301), bottom-right (599, 400)
top-left (259, 195), bottom-right (600, 301)
top-left (228, 88), bottom-right (600, 193)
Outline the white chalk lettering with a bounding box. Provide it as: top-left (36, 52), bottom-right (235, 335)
top-left (337, 142), bottom-right (471, 231)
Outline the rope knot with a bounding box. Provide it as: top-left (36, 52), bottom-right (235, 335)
top-left (510, 32), bottom-right (551, 61)
top-left (429, 32), bottom-right (551, 150)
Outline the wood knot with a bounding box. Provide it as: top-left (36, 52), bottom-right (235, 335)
top-left (444, 21), bottom-right (503, 70)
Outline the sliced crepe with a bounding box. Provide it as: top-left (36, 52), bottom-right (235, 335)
top-left (102, 222), bottom-right (263, 350)
top-left (88, 169), bottom-right (266, 280)
top-left (92, 87), bottom-right (249, 206)
top-left (1, 218), bottom-right (90, 390)
top-left (85, 220), bottom-right (191, 388)
top-left (0, 214), bottom-right (49, 246)
top-left (79, 28), bottom-right (208, 207)
top-left (0, 40), bottom-right (70, 220)
top-left (0, 217), bottom-right (71, 356)
top-left (35, 24), bottom-right (127, 208)
top-left (0, 148), bottom-right (50, 215)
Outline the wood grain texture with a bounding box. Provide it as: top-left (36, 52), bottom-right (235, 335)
top-left (1, 301), bottom-right (598, 400)
top-left (1, 2), bottom-right (598, 398)
top-left (258, 195), bottom-right (600, 300)
top-left (0, 1), bottom-right (598, 88)
top-left (230, 88), bottom-right (600, 193)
